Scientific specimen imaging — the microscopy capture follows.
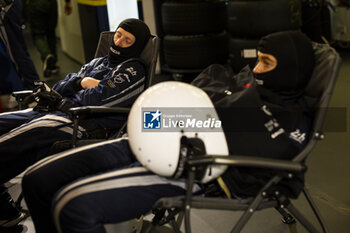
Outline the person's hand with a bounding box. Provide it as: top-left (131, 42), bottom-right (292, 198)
top-left (64, 2), bottom-right (73, 15)
top-left (81, 77), bottom-right (100, 89)
top-left (33, 89), bottom-right (63, 112)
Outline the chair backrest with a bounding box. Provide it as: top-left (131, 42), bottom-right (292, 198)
top-left (94, 31), bottom-right (159, 88)
top-left (295, 43), bottom-right (341, 162)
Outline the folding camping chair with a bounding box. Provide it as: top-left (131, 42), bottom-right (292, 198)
top-left (49, 32), bottom-right (160, 150)
top-left (12, 32), bottom-right (159, 111)
top-left (144, 42), bottom-right (341, 233)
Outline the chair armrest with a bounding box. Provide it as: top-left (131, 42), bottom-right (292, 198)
top-left (187, 155), bottom-right (306, 173)
top-left (68, 106), bottom-right (130, 117)
top-left (154, 196), bottom-right (275, 211)
top-left (12, 90), bottom-right (35, 110)
top-left (12, 90), bottom-right (33, 99)
top-left (68, 106), bottom-right (130, 147)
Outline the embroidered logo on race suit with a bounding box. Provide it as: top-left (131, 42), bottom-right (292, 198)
top-left (107, 80), bottom-right (116, 88)
top-left (261, 105), bottom-right (285, 139)
top-left (264, 118), bottom-right (285, 139)
top-left (261, 105), bottom-right (272, 116)
top-left (224, 90), bottom-right (232, 95)
top-left (264, 119), bottom-right (279, 131)
top-left (114, 73), bottom-right (130, 83)
top-left (107, 73), bottom-right (130, 88)
top-left (94, 63), bottom-right (106, 71)
top-left (125, 67), bottom-right (137, 76)
top-left (256, 79), bottom-right (264, 85)
top-left (289, 129), bottom-right (306, 144)
top-left (110, 46), bottom-right (120, 55)
top-left (271, 128), bottom-right (285, 139)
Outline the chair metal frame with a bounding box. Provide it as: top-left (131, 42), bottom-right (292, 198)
top-left (146, 42), bottom-right (342, 233)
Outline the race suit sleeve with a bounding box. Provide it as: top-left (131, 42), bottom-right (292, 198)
top-left (52, 58), bottom-right (101, 97)
top-left (69, 59), bottom-right (146, 107)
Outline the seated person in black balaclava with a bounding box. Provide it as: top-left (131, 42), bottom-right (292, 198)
top-left (21, 30), bottom-right (315, 233)
top-left (193, 30), bottom-right (315, 197)
top-left (0, 18), bottom-right (150, 228)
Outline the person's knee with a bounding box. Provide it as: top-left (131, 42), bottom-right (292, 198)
top-left (53, 195), bottom-right (104, 233)
top-left (22, 172), bottom-right (34, 193)
top-left (22, 170), bottom-right (46, 195)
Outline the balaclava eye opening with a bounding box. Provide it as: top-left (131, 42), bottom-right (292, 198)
top-left (108, 18), bottom-right (151, 64)
top-left (255, 30), bottom-right (315, 95)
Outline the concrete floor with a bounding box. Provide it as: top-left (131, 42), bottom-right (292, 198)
top-left (3, 27), bottom-right (350, 233)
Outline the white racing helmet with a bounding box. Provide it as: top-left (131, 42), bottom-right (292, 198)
top-left (128, 81), bottom-right (229, 183)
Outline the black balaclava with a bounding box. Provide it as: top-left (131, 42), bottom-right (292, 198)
top-left (255, 30), bottom-right (315, 95)
top-left (108, 18), bottom-right (151, 64)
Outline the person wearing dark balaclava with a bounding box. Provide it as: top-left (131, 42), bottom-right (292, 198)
top-left (254, 30), bottom-right (315, 95)
top-left (0, 19), bottom-right (152, 230)
top-left (223, 30), bottom-right (315, 198)
top-left (70, 18), bottom-right (151, 91)
top-left (192, 30), bottom-right (315, 198)
top-left (18, 30), bottom-right (318, 233)
top-left (251, 30), bottom-right (315, 149)
top-left (108, 18), bottom-right (151, 64)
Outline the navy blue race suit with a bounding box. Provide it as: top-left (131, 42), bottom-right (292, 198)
top-left (21, 64), bottom-right (312, 233)
top-left (0, 56), bottom-right (146, 185)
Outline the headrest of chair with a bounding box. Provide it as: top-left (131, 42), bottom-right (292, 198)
top-left (304, 43), bottom-right (341, 108)
top-left (94, 32), bottom-right (157, 65)
top-left (140, 36), bottom-right (157, 67)
top-left (94, 31), bottom-right (114, 59)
